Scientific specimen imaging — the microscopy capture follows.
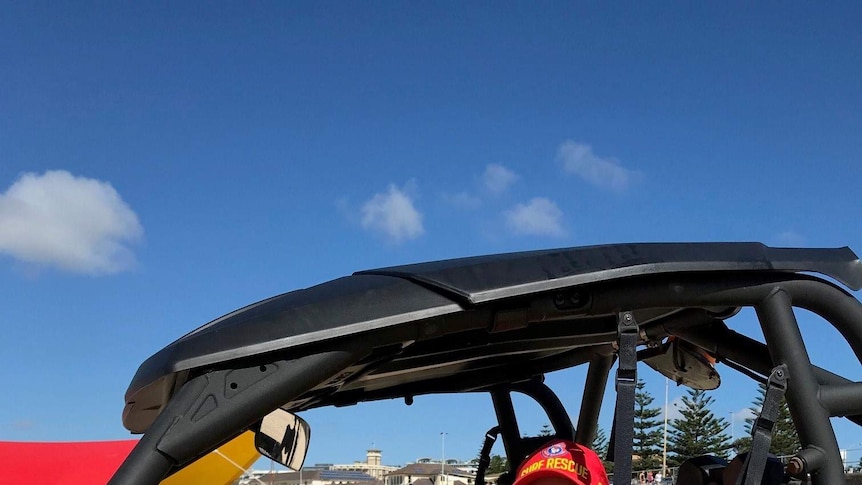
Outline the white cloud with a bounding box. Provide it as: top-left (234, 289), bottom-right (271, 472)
top-left (360, 183), bottom-right (424, 243)
top-left (482, 164), bottom-right (518, 194)
top-left (729, 407), bottom-right (756, 439)
top-left (732, 407), bottom-right (757, 424)
top-left (0, 170), bottom-right (143, 274)
top-left (504, 197), bottom-right (565, 237)
top-left (557, 140), bottom-right (640, 192)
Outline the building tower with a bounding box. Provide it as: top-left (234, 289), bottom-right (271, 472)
top-left (367, 449), bottom-right (382, 467)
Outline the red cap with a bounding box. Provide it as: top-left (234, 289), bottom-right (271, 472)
top-left (512, 440), bottom-right (609, 485)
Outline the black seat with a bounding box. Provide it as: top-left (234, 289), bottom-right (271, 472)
top-left (722, 453), bottom-right (785, 485)
top-left (676, 455), bottom-right (728, 485)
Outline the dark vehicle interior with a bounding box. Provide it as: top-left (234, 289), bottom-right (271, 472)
top-left (108, 243), bottom-right (862, 485)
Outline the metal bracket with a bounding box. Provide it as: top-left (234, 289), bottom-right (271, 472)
top-left (738, 364), bottom-right (789, 485)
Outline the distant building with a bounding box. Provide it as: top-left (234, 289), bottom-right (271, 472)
top-left (244, 449), bottom-right (476, 485)
top-left (410, 458), bottom-right (478, 475)
top-left (331, 449), bottom-right (399, 480)
top-left (254, 469), bottom-right (378, 485)
top-left (384, 463), bottom-right (474, 485)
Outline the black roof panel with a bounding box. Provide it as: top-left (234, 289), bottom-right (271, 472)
top-left (359, 243), bottom-right (862, 302)
top-left (122, 242), bottom-right (862, 432)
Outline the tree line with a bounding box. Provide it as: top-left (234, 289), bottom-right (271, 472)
top-left (482, 379), bottom-right (801, 475)
top-left (589, 380), bottom-right (800, 473)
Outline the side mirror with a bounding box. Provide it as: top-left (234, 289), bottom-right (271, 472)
top-left (640, 338), bottom-right (721, 390)
top-left (253, 409), bottom-right (311, 471)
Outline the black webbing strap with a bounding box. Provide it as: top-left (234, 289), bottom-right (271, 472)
top-left (737, 364), bottom-right (789, 485)
top-left (613, 312), bottom-right (639, 485)
top-left (475, 426), bottom-right (500, 485)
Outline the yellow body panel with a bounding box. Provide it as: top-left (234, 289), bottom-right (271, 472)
top-left (162, 432), bottom-right (260, 485)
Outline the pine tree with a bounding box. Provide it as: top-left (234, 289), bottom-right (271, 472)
top-left (592, 427), bottom-right (614, 474)
top-left (731, 436), bottom-right (751, 454)
top-left (738, 383), bottom-right (800, 456)
top-left (488, 455), bottom-right (508, 474)
top-left (592, 427), bottom-right (609, 454)
top-left (539, 424), bottom-right (553, 437)
top-left (633, 379), bottom-right (664, 471)
top-left (668, 389), bottom-right (732, 463)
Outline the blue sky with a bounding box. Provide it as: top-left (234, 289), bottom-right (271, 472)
top-left (1, 2), bottom-right (861, 471)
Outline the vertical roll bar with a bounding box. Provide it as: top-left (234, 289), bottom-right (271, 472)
top-left (491, 388), bottom-right (521, 471)
top-left (756, 288), bottom-right (844, 484)
top-left (575, 354), bottom-right (614, 446)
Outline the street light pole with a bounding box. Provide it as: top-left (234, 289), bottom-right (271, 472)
top-left (441, 432), bottom-right (447, 485)
top-left (662, 378), bottom-right (668, 478)
top-left (729, 412), bottom-right (734, 442)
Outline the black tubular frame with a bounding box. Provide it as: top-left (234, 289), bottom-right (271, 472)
top-left (574, 354), bottom-right (615, 446)
top-left (110, 271), bottom-right (862, 485)
top-left (756, 289), bottom-right (841, 482)
top-left (108, 349), bottom-right (368, 485)
top-left (491, 379), bottom-right (577, 476)
top-left (580, 273), bottom-right (862, 485)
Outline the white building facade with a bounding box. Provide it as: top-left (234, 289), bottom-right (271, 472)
top-left (331, 449), bottom-right (399, 480)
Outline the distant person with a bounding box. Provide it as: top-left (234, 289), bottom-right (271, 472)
top-left (646, 471), bottom-right (654, 484)
top-left (638, 471), bottom-right (646, 485)
top-left (512, 440), bottom-right (610, 485)
top-left (654, 471), bottom-right (662, 484)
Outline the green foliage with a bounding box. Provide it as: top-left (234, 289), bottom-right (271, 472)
top-left (668, 389), bottom-right (732, 464)
top-left (633, 379), bottom-right (664, 471)
top-left (592, 427), bottom-right (614, 474)
top-left (731, 437), bottom-right (752, 454)
top-left (741, 383), bottom-right (800, 456)
top-left (539, 424), bottom-right (553, 437)
top-left (488, 454), bottom-right (509, 474)
top-left (592, 427), bottom-right (609, 453)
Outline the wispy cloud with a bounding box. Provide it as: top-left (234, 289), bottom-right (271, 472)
top-left (12, 419), bottom-right (34, 430)
top-left (482, 164), bottom-right (518, 194)
top-left (732, 407), bottom-right (756, 424)
top-left (504, 197), bottom-right (565, 237)
top-left (441, 164), bottom-right (517, 210)
top-left (0, 170), bottom-right (143, 275)
top-left (557, 140), bottom-right (640, 192)
top-left (441, 191), bottom-right (482, 210)
top-left (729, 407), bottom-right (756, 438)
top-left (360, 183), bottom-right (424, 243)
top-left (775, 230), bottom-right (806, 247)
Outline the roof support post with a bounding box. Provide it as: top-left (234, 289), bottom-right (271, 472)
top-left (755, 288), bottom-right (843, 485)
top-left (490, 388), bottom-right (521, 474)
top-left (575, 354), bottom-right (614, 446)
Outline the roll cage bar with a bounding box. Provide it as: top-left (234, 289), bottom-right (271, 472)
top-left (109, 248), bottom-right (862, 485)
